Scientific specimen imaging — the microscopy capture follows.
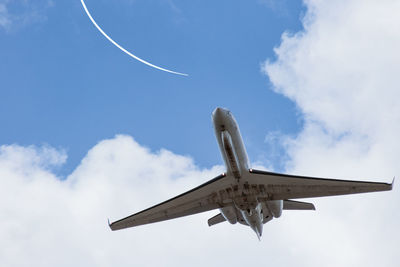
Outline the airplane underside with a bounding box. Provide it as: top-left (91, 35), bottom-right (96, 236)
top-left (108, 107), bottom-right (392, 240)
top-left (206, 177), bottom-right (316, 238)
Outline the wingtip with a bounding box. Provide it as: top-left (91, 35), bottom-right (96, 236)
top-left (391, 177), bottom-right (395, 189)
top-left (108, 218), bottom-right (113, 230)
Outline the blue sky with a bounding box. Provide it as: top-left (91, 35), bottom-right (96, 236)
top-left (0, 0), bottom-right (305, 175)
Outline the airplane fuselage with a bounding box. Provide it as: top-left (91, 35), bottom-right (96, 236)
top-left (212, 107), bottom-right (273, 238)
top-left (213, 107), bottom-right (249, 179)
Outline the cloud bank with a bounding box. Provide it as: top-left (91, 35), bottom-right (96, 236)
top-left (263, 0), bottom-right (400, 264)
top-left (0, 136), bottom-right (225, 266)
top-left (0, 136), bottom-right (324, 267)
top-left (0, 133), bottom-right (396, 267)
top-left (263, 0), bottom-right (400, 179)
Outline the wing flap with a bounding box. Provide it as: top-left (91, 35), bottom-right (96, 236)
top-left (248, 169), bottom-right (392, 200)
top-left (109, 173), bottom-right (230, 231)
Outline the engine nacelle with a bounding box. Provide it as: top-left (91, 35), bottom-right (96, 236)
top-left (266, 200), bottom-right (283, 218)
top-left (261, 202), bottom-right (273, 224)
top-left (220, 206), bottom-right (238, 224)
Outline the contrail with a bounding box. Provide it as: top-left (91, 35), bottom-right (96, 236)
top-left (80, 0), bottom-right (188, 76)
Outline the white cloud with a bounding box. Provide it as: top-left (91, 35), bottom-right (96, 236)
top-left (1, 134), bottom-right (396, 266)
top-left (257, 0), bottom-right (291, 17)
top-left (0, 0), bottom-right (54, 31)
top-left (0, 136), bottom-right (225, 266)
top-left (0, 3), bottom-right (11, 28)
top-left (263, 0), bottom-right (400, 265)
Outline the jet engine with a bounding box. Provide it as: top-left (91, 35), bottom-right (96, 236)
top-left (260, 202), bottom-right (273, 224)
top-left (266, 200), bottom-right (283, 218)
top-left (220, 206), bottom-right (238, 224)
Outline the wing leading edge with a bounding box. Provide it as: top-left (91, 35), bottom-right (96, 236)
top-left (248, 169), bottom-right (393, 200)
top-left (109, 173), bottom-right (231, 231)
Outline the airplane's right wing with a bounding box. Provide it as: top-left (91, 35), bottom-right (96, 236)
top-left (109, 173), bottom-right (232, 231)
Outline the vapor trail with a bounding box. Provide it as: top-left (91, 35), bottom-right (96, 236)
top-left (80, 0), bottom-right (188, 76)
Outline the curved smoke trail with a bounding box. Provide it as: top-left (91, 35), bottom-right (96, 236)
top-left (80, 0), bottom-right (188, 76)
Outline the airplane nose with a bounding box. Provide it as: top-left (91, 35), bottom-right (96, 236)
top-left (212, 107), bottom-right (227, 120)
top-left (213, 107), bottom-right (222, 115)
top-left (212, 107), bottom-right (222, 120)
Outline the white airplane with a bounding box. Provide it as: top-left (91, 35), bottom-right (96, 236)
top-left (109, 107), bottom-right (393, 239)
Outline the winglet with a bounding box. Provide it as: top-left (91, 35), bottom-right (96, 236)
top-left (391, 177), bottom-right (395, 189)
top-left (108, 218), bottom-right (112, 230)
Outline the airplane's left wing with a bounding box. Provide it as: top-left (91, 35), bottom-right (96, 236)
top-left (109, 173), bottom-right (231, 231)
top-left (247, 169), bottom-right (393, 200)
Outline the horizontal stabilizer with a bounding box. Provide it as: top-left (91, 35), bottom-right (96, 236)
top-left (283, 200), bottom-right (315, 210)
top-left (208, 213), bottom-right (226, 226)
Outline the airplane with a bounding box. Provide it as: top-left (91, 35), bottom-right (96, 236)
top-left (109, 107), bottom-right (393, 239)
